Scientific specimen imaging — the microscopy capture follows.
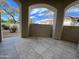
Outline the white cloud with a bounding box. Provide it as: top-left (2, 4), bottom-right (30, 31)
top-left (30, 8), bottom-right (54, 19)
top-left (38, 8), bottom-right (48, 13)
top-left (38, 13), bottom-right (44, 16)
top-left (66, 6), bottom-right (79, 13)
top-left (30, 9), bottom-right (40, 15)
top-left (38, 11), bottom-right (54, 16)
top-left (71, 8), bottom-right (79, 12)
top-left (30, 16), bottom-right (36, 19)
top-left (30, 8), bottom-right (48, 15)
top-left (44, 11), bottom-right (54, 16)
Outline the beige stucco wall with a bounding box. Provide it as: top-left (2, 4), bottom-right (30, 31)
top-left (78, 43), bottom-right (79, 53)
top-left (20, 0), bottom-right (76, 39)
top-left (62, 26), bottom-right (79, 43)
top-left (30, 24), bottom-right (79, 42)
top-left (29, 24), bottom-right (52, 37)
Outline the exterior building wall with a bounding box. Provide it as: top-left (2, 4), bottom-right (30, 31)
top-left (62, 26), bottom-right (79, 43)
top-left (78, 43), bottom-right (79, 53)
top-left (0, 0), bottom-right (77, 41)
top-left (29, 24), bottom-right (52, 37)
top-left (21, 0), bottom-right (76, 39)
top-left (29, 24), bottom-right (79, 43)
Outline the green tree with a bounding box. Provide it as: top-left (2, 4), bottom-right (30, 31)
top-left (5, 19), bottom-right (14, 26)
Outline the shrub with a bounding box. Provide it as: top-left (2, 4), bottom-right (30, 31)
top-left (2, 24), bottom-right (9, 30)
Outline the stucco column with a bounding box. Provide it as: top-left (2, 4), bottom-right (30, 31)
top-left (21, 3), bottom-right (29, 38)
top-left (0, 12), bottom-right (2, 42)
top-left (53, 8), bottom-right (64, 40)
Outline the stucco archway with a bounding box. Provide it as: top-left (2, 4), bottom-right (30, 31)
top-left (61, 0), bottom-right (79, 42)
top-left (63, 0), bottom-right (79, 26)
top-left (29, 4), bottom-right (57, 12)
top-left (29, 4), bottom-right (57, 37)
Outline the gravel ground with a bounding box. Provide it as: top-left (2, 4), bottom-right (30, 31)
top-left (2, 30), bottom-right (20, 38)
top-left (2, 24), bottom-right (21, 38)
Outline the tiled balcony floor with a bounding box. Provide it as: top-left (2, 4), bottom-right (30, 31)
top-left (0, 37), bottom-right (78, 59)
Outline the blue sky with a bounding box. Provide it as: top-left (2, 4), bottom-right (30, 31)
top-left (7, 0), bottom-right (19, 8)
top-left (30, 7), bottom-right (79, 22)
top-left (0, 0), bottom-right (79, 21)
top-left (30, 8), bottom-right (54, 22)
top-left (65, 6), bottom-right (79, 17)
top-left (0, 0), bottom-right (19, 21)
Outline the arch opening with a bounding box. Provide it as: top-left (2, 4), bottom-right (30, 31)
top-left (29, 8), bottom-right (55, 25)
top-left (61, 0), bottom-right (79, 42)
top-left (29, 4), bottom-right (57, 37)
top-left (0, 0), bottom-right (21, 39)
top-left (63, 0), bottom-right (79, 26)
top-left (29, 4), bottom-right (57, 25)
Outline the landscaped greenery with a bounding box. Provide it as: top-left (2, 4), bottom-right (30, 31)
top-left (2, 19), bottom-right (14, 27)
